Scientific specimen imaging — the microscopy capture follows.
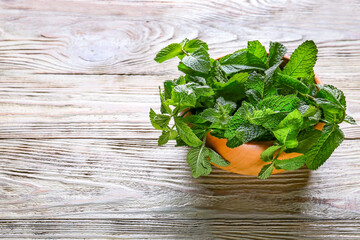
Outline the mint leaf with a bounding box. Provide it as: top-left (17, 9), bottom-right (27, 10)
top-left (163, 80), bottom-right (175, 100)
top-left (291, 128), bottom-right (322, 153)
top-left (277, 73), bottom-right (310, 94)
top-left (315, 98), bottom-right (345, 124)
top-left (226, 123), bottom-right (267, 148)
top-left (272, 109), bottom-right (303, 148)
top-left (154, 43), bottom-right (183, 63)
top-left (283, 40), bottom-right (318, 78)
top-left (245, 72), bottom-right (265, 98)
top-left (184, 39), bottom-right (209, 52)
top-left (200, 97), bottom-right (236, 129)
top-left (182, 46), bottom-right (210, 74)
top-left (186, 146), bottom-right (212, 178)
top-left (261, 145), bottom-right (282, 162)
top-left (170, 84), bottom-right (197, 111)
top-left (158, 130), bottom-right (177, 146)
top-left (258, 163), bottom-right (274, 179)
top-left (345, 114), bottom-right (357, 125)
top-left (212, 71), bottom-right (248, 102)
top-left (268, 42), bottom-right (287, 67)
top-left (305, 124), bottom-right (344, 170)
top-left (247, 40), bottom-right (267, 63)
top-left (149, 108), bottom-right (171, 130)
top-left (274, 155), bottom-right (305, 171)
top-left (174, 117), bottom-right (202, 147)
top-left (159, 87), bottom-right (172, 114)
top-left (258, 95), bottom-right (300, 112)
top-left (208, 148), bottom-right (230, 167)
top-left (317, 84), bottom-right (346, 110)
top-left (219, 51), bottom-right (267, 74)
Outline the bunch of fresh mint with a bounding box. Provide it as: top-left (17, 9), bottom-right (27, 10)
top-left (149, 39), bottom-right (356, 179)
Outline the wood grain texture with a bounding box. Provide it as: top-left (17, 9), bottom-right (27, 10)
top-left (0, 0), bottom-right (360, 239)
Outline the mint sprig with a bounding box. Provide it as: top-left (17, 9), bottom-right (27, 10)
top-left (150, 39), bottom-right (356, 179)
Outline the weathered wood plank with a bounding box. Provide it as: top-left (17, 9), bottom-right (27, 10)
top-left (0, 0), bottom-right (359, 75)
top-left (1, 219), bottom-right (360, 239)
top-left (0, 139), bottom-right (360, 219)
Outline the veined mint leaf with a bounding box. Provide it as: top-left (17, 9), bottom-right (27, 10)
top-left (154, 43), bottom-right (183, 63)
top-left (219, 51), bottom-right (267, 74)
top-left (159, 87), bottom-right (172, 114)
top-left (163, 80), bottom-right (175, 100)
top-left (213, 72), bottom-right (248, 102)
top-left (186, 146), bottom-right (212, 178)
top-left (170, 84), bottom-right (197, 110)
top-left (305, 124), bottom-right (344, 170)
top-left (315, 98), bottom-right (345, 124)
top-left (283, 40), bottom-right (318, 78)
top-left (184, 39), bottom-right (209, 52)
top-left (247, 40), bottom-right (267, 64)
top-left (264, 60), bottom-right (283, 91)
top-left (182, 46), bottom-right (210, 74)
top-left (291, 128), bottom-right (322, 153)
top-left (268, 42), bottom-right (287, 67)
top-left (261, 145), bottom-right (282, 162)
top-left (174, 117), bottom-right (202, 147)
top-left (208, 148), bottom-right (230, 166)
top-left (258, 95), bottom-right (300, 112)
top-left (272, 109), bottom-right (303, 148)
top-left (149, 108), bottom-right (171, 130)
top-left (158, 129), bottom-right (178, 146)
top-left (245, 72), bottom-right (265, 98)
top-left (277, 73), bottom-right (310, 94)
top-left (317, 84), bottom-right (346, 110)
top-left (258, 163), bottom-right (274, 179)
top-left (200, 97), bottom-right (236, 129)
top-left (345, 114), bottom-right (357, 125)
top-left (274, 155), bottom-right (305, 171)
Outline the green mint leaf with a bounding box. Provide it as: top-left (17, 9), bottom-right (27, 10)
top-left (182, 46), bottom-right (210, 74)
top-left (272, 109), bottom-right (303, 148)
top-left (174, 117), bottom-right (203, 147)
top-left (184, 39), bottom-right (209, 52)
top-left (298, 105), bottom-right (317, 117)
top-left (261, 145), bottom-right (282, 162)
top-left (247, 40), bottom-right (267, 63)
top-left (200, 97), bottom-right (236, 129)
top-left (317, 84), bottom-right (346, 110)
top-left (212, 71), bottom-right (248, 102)
top-left (187, 83), bottom-right (214, 98)
top-left (305, 124), bottom-right (344, 170)
top-left (163, 80), bottom-right (175, 100)
top-left (315, 98), bottom-right (345, 124)
top-left (186, 146), bottom-right (212, 178)
top-left (258, 95), bottom-right (300, 112)
top-left (274, 155), bottom-right (306, 171)
top-left (345, 114), bottom-right (357, 125)
top-left (208, 148), bottom-right (230, 167)
top-left (258, 163), bottom-right (274, 179)
top-left (158, 131), bottom-right (170, 146)
top-left (154, 43), bottom-right (183, 63)
top-left (226, 123), bottom-right (267, 148)
top-left (149, 108), bottom-right (171, 130)
top-left (170, 84), bottom-right (197, 111)
top-left (245, 72), bottom-right (265, 98)
top-left (159, 87), bottom-right (172, 114)
top-left (268, 42), bottom-right (287, 67)
top-left (283, 40), bottom-right (318, 78)
top-left (276, 73), bottom-right (310, 94)
top-left (291, 128), bottom-right (322, 153)
top-left (264, 60), bottom-right (283, 91)
top-left (219, 51), bottom-right (267, 74)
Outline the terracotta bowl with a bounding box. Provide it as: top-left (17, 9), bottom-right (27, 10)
top-left (206, 55), bottom-right (323, 176)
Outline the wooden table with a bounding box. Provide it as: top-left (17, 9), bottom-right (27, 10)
top-left (0, 0), bottom-right (360, 239)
